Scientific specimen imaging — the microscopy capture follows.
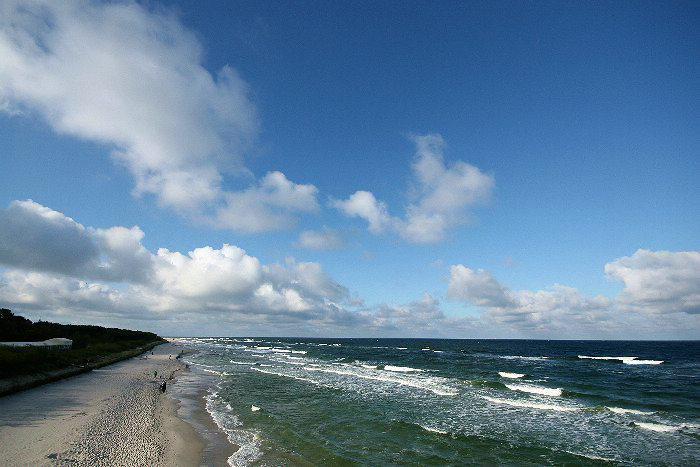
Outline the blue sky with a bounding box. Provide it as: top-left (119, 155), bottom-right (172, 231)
top-left (0, 0), bottom-right (698, 338)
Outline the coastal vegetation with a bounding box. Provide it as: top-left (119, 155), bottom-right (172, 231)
top-left (0, 308), bottom-right (163, 380)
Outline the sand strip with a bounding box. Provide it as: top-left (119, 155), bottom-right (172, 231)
top-left (0, 342), bottom-right (203, 466)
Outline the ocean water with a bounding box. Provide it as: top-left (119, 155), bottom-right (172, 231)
top-left (176, 338), bottom-right (700, 465)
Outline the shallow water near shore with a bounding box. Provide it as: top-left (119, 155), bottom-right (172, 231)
top-left (176, 338), bottom-right (700, 465)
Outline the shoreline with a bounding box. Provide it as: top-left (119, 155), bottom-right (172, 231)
top-left (0, 342), bottom-right (208, 466)
top-left (167, 346), bottom-right (238, 465)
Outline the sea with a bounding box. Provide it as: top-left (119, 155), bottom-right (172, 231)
top-left (173, 338), bottom-right (699, 466)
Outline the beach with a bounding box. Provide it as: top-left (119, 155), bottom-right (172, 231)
top-left (0, 342), bottom-right (205, 466)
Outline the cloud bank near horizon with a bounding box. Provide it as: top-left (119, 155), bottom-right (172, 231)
top-left (1, 200), bottom-right (697, 338)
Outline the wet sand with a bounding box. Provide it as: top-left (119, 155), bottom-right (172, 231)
top-left (0, 342), bottom-right (204, 466)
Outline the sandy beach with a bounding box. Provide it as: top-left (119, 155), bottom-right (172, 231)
top-left (0, 342), bottom-right (205, 466)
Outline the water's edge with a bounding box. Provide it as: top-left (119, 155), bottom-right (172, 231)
top-left (169, 350), bottom-right (237, 466)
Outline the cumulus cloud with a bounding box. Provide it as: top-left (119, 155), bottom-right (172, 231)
top-left (448, 252), bottom-right (700, 338)
top-left (0, 0), bottom-right (316, 231)
top-left (0, 200), bottom-right (360, 331)
top-left (448, 265), bottom-right (611, 333)
top-left (295, 227), bottom-right (344, 250)
top-left (211, 171), bottom-right (319, 232)
top-left (605, 249), bottom-right (700, 314)
top-left (0, 199), bottom-right (153, 283)
top-left (333, 134), bottom-right (494, 243)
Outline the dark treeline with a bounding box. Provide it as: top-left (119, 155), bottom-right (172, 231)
top-left (0, 308), bottom-right (163, 379)
top-left (0, 308), bottom-right (161, 348)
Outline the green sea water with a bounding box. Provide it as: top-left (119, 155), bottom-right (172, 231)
top-left (175, 338), bottom-right (700, 465)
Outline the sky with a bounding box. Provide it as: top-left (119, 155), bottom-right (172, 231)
top-left (0, 0), bottom-right (698, 339)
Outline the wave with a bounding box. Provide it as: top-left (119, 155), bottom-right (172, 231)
top-left (505, 383), bottom-right (562, 397)
top-left (291, 350), bottom-right (307, 354)
top-left (204, 390), bottom-right (262, 467)
top-left (419, 424), bottom-right (448, 435)
top-left (229, 360), bottom-right (250, 365)
top-left (304, 366), bottom-right (457, 396)
top-left (251, 405), bottom-right (260, 412)
top-left (396, 347), bottom-right (408, 350)
top-left (468, 380), bottom-right (508, 390)
top-left (634, 422), bottom-right (679, 433)
top-left (499, 355), bottom-right (549, 361)
top-left (606, 406), bottom-right (655, 415)
top-left (482, 395), bottom-right (578, 412)
top-left (251, 367), bottom-right (322, 385)
top-left (498, 372), bottom-right (525, 379)
top-left (384, 365), bottom-right (424, 373)
top-left (578, 355), bottom-right (664, 365)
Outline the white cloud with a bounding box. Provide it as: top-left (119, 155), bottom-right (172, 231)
top-left (211, 171), bottom-right (319, 232)
top-left (605, 249), bottom-right (700, 314)
top-left (0, 0), bottom-right (316, 232)
top-left (448, 265), bottom-right (611, 334)
top-left (295, 227), bottom-right (344, 250)
top-left (448, 253), bottom-right (700, 338)
top-left (333, 191), bottom-right (391, 234)
top-left (333, 134), bottom-right (494, 243)
top-left (0, 199), bottom-right (153, 283)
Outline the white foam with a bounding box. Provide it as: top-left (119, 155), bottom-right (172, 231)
top-left (498, 372), bottom-right (525, 379)
top-left (482, 396), bottom-right (578, 412)
top-left (360, 364), bottom-right (378, 369)
top-left (270, 348), bottom-right (291, 353)
top-left (291, 350), bottom-right (307, 354)
top-left (396, 347), bottom-right (408, 350)
top-left (384, 365), bottom-right (424, 373)
top-left (251, 367), bottom-right (320, 385)
top-left (500, 355), bottom-right (549, 361)
top-left (505, 383), bottom-right (562, 397)
top-left (635, 422), bottom-right (678, 433)
top-left (420, 425), bottom-right (447, 434)
top-left (229, 360), bottom-right (250, 365)
top-left (578, 355), bottom-right (663, 365)
top-left (606, 406), bottom-right (654, 415)
top-left (304, 366), bottom-right (457, 396)
top-left (251, 405), bottom-right (260, 412)
top-left (421, 348), bottom-right (431, 351)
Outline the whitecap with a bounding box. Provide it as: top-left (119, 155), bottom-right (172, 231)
top-left (304, 366), bottom-right (456, 396)
top-left (396, 347), bottom-right (408, 350)
top-left (505, 383), bottom-right (562, 397)
top-left (498, 372), bottom-right (525, 379)
top-left (578, 355), bottom-right (663, 365)
top-left (291, 350), bottom-right (307, 354)
top-left (606, 406), bottom-right (654, 415)
top-left (634, 422), bottom-right (679, 433)
top-left (482, 395), bottom-right (578, 412)
top-left (500, 355), bottom-right (549, 361)
top-left (251, 405), bottom-right (260, 412)
top-left (420, 425), bottom-right (448, 434)
top-left (384, 365), bottom-right (424, 373)
top-left (251, 367), bottom-right (320, 385)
